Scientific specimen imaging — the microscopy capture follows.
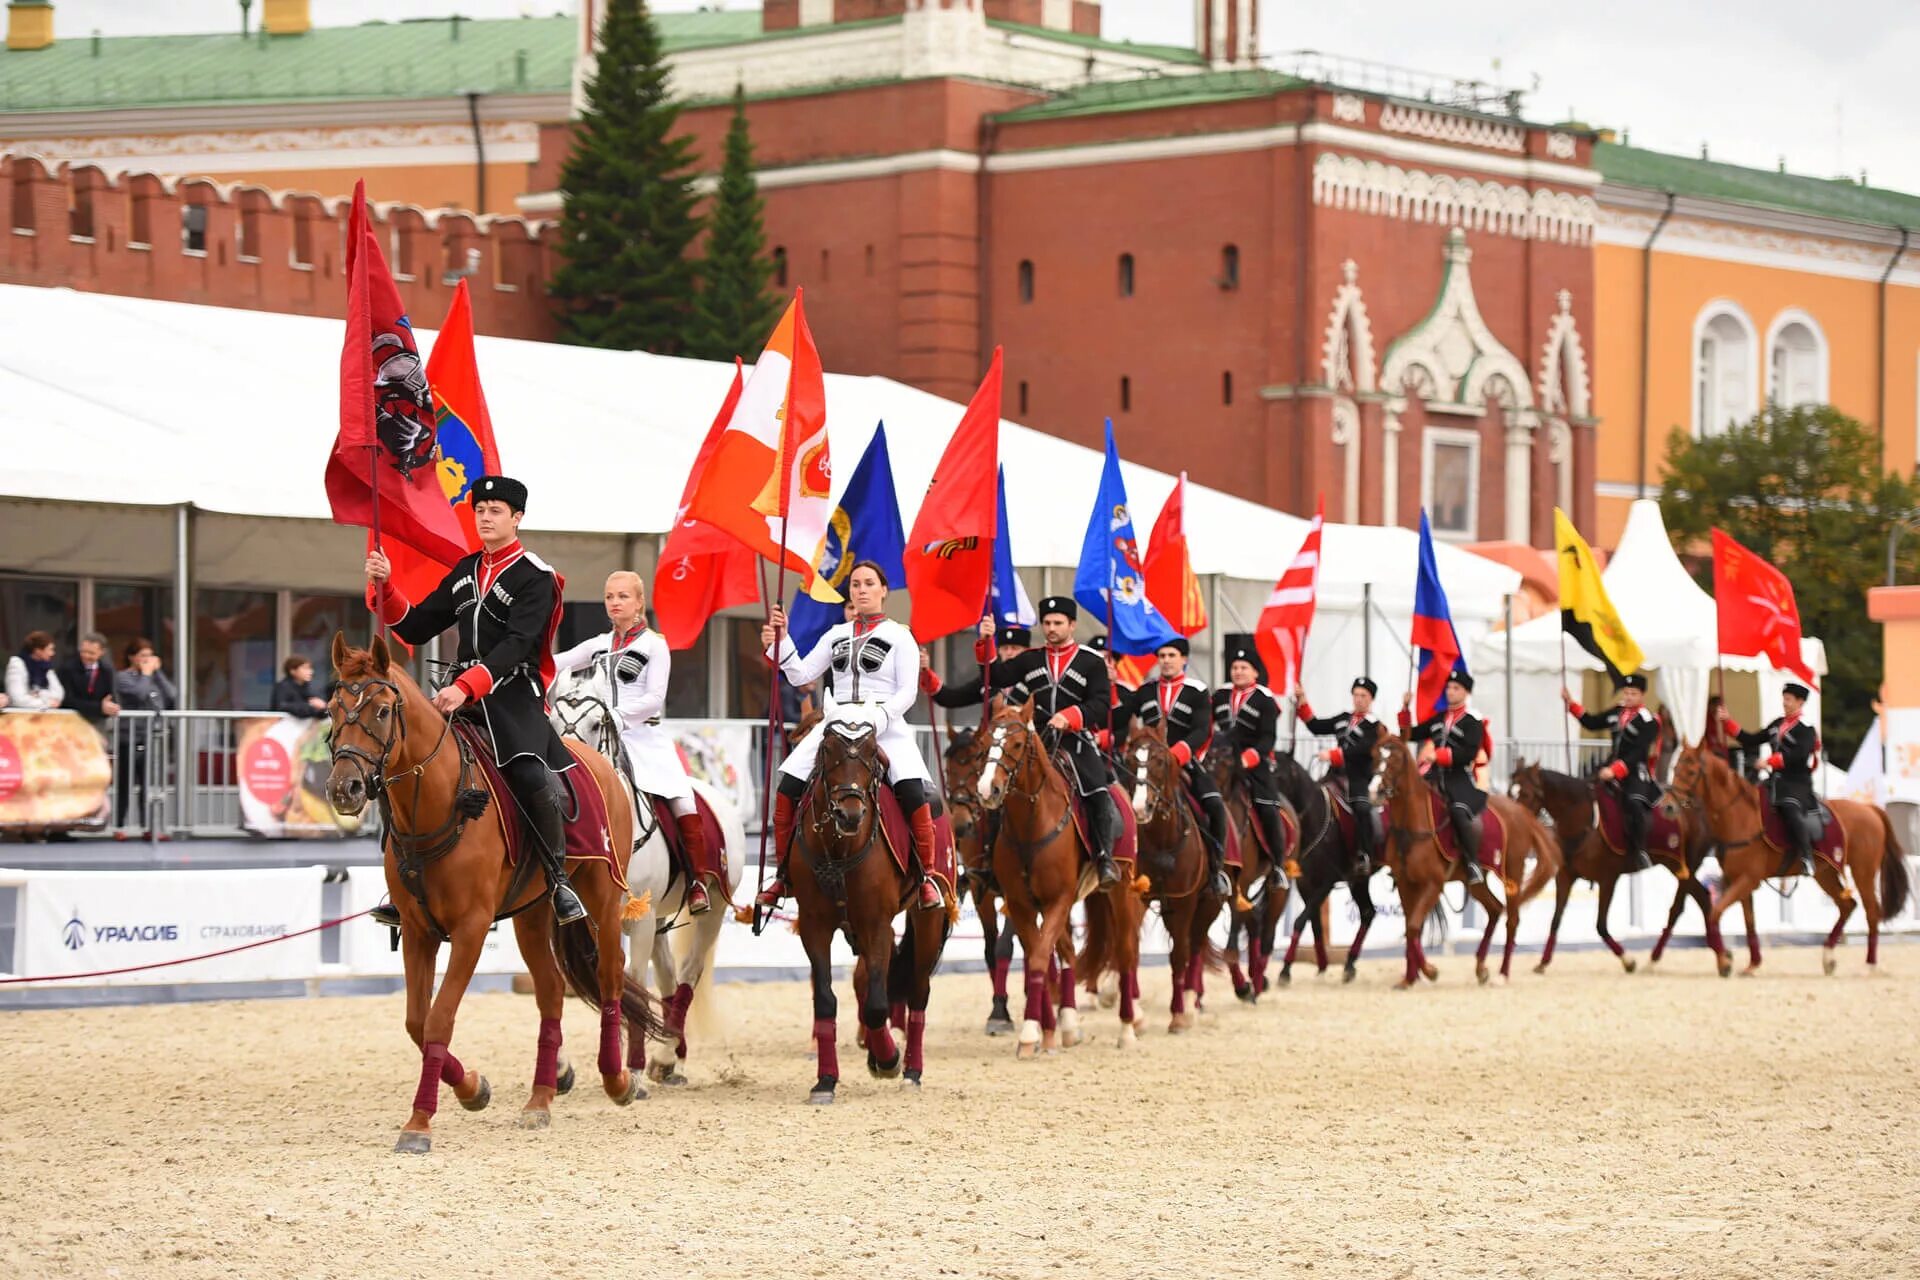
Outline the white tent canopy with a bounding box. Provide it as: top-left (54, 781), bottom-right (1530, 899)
top-left (1473, 499), bottom-right (1826, 742)
top-left (2, 285), bottom-right (1520, 707)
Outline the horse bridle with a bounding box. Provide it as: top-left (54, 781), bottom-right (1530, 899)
top-left (1374, 743), bottom-right (1443, 853)
top-left (979, 716), bottom-right (1073, 863)
top-left (801, 730), bottom-right (890, 918)
top-left (329, 675), bottom-right (470, 869)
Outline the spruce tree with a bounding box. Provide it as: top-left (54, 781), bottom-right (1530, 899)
top-left (690, 83), bottom-right (783, 361)
top-left (549, 0), bottom-right (700, 352)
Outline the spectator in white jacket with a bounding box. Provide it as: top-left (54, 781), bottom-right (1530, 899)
top-left (4, 631), bottom-right (65, 710)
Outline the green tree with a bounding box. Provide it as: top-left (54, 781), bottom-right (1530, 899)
top-left (689, 84), bottom-right (783, 361)
top-left (1659, 403), bottom-right (1920, 760)
top-left (549, 0), bottom-right (701, 352)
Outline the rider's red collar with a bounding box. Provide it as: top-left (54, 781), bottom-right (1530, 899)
top-left (480, 540), bottom-right (523, 568)
top-left (612, 623), bottom-right (646, 649)
top-left (852, 613), bottom-right (884, 636)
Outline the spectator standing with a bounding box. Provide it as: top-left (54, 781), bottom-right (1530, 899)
top-left (4, 631), bottom-right (65, 710)
top-left (272, 655), bottom-right (328, 719)
top-left (56, 631), bottom-right (121, 728)
top-left (113, 638), bottom-right (177, 833)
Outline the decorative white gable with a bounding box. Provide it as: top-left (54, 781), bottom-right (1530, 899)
top-left (1320, 259), bottom-right (1377, 393)
top-left (1536, 289), bottom-right (1591, 419)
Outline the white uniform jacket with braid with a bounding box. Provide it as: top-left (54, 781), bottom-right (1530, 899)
top-left (767, 616), bottom-right (930, 785)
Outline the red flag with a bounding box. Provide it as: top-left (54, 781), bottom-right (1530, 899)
top-left (1256, 497), bottom-right (1324, 696)
top-left (655, 362), bottom-right (762, 650)
top-left (1143, 471), bottom-right (1207, 637)
top-left (904, 349), bottom-right (1003, 643)
top-left (324, 181), bottom-right (468, 568)
top-left (386, 279), bottom-right (502, 604)
top-left (1712, 528), bottom-right (1817, 686)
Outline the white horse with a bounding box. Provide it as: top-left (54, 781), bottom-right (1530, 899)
top-left (550, 663), bottom-right (745, 1086)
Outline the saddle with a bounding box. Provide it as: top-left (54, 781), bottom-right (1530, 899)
top-left (1593, 782), bottom-right (1684, 860)
top-left (1066, 782), bottom-right (1139, 868)
top-left (1328, 785), bottom-right (1383, 853)
top-left (1183, 783), bottom-right (1241, 867)
top-left (1422, 784), bottom-right (1503, 871)
top-left (647, 791), bottom-right (730, 889)
top-left (455, 720), bottom-right (627, 892)
top-left (1761, 799), bottom-right (1847, 869)
top-left (795, 776), bottom-right (959, 909)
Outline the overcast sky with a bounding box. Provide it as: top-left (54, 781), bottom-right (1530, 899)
top-left (47, 0), bottom-right (1920, 194)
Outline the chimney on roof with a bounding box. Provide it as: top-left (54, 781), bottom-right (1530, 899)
top-left (1195, 0), bottom-right (1256, 69)
top-left (262, 0), bottom-right (310, 37)
top-left (6, 0), bottom-right (54, 52)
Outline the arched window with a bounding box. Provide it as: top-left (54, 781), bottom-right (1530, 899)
top-left (1117, 253), bottom-right (1135, 298)
top-left (1220, 244), bottom-right (1240, 290)
top-left (772, 246), bottom-right (788, 289)
top-left (1692, 301), bottom-right (1757, 437)
top-left (1766, 310), bottom-right (1828, 409)
top-left (1017, 258), bottom-right (1034, 304)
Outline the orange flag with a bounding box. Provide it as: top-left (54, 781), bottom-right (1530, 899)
top-left (1143, 471), bottom-right (1207, 637)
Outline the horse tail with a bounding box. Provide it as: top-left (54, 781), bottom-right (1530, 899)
top-left (1077, 893), bottom-right (1116, 991)
top-left (1879, 809), bottom-right (1912, 919)
top-left (553, 918), bottom-right (666, 1042)
top-left (1509, 810), bottom-right (1562, 910)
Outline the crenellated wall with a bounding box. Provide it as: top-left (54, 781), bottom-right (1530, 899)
top-left (0, 153), bottom-right (562, 341)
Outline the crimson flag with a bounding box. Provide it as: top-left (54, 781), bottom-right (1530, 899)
top-left (655, 361), bottom-right (762, 650)
top-left (904, 349), bottom-right (1003, 643)
top-left (1712, 528), bottom-right (1817, 686)
top-left (325, 181), bottom-right (468, 568)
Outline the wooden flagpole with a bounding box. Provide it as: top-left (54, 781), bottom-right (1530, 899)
top-left (365, 445), bottom-right (386, 646)
top-left (750, 516), bottom-right (791, 937)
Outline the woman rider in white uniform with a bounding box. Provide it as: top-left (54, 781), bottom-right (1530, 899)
top-left (755, 560), bottom-right (945, 912)
top-left (553, 571), bottom-right (717, 915)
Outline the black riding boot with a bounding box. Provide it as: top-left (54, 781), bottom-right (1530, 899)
top-left (1786, 808), bottom-right (1817, 877)
top-left (1257, 804), bottom-right (1289, 881)
top-left (516, 764), bottom-right (588, 925)
top-left (1085, 788), bottom-right (1123, 889)
top-left (1453, 806), bottom-right (1485, 886)
top-left (1351, 795), bottom-right (1376, 876)
top-left (1623, 800), bottom-right (1652, 872)
top-left (1202, 791), bottom-right (1232, 898)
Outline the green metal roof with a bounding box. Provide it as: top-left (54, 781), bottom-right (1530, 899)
top-left (0, 11), bottom-right (762, 113)
top-left (985, 20), bottom-right (1205, 69)
top-left (994, 68), bottom-right (1302, 122)
top-left (1594, 141), bottom-right (1920, 231)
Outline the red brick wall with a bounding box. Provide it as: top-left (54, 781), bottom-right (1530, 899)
top-left (762, 0), bottom-right (799, 31)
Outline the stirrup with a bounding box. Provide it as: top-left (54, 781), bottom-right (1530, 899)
top-left (1458, 858), bottom-right (1485, 885)
top-left (755, 877), bottom-right (786, 908)
top-left (368, 899), bottom-right (402, 928)
top-left (1094, 854), bottom-right (1122, 888)
top-left (687, 879), bottom-right (712, 916)
top-left (918, 877), bottom-right (946, 911)
top-left (551, 879), bottom-right (589, 926)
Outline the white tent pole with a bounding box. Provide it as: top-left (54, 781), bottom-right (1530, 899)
top-left (1362, 582), bottom-right (1372, 681)
top-left (1503, 593), bottom-right (1514, 747)
top-left (175, 503), bottom-right (193, 712)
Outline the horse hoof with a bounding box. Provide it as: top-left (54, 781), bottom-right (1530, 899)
top-left (1117, 1023), bottom-right (1137, 1050)
top-left (1622, 957), bottom-right (1638, 974)
top-left (514, 1109), bottom-right (551, 1131)
top-left (855, 1025), bottom-right (868, 1050)
top-left (1058, 1014), bottom-right (1083, 1049)
top-left (1394, 979), bottom-right (1415, 991)
top-left (1532, 961), bottom-right (1549, 975)
top-left (984, 1016), bottom-right (1016, 1036)
top-left (554, 1062), bottom-right (576, 1096)
top-left (613, 1073), bottom-right (648, 1106)
top-left (807, 1079), bottom-right (836, 1105)
top-left (1098, 991), bottom-right (1119, 1010)
top-left (1343, 966), bottom-right (1358, 984)
top-left (1015, 1040), bottom-right (1040, 1060)
top-left (1422, 964), bottom-right (1439, 982)
top-left (1822, 949), bottom-right (1837, 976)
top-left (901, 1072), bottom-right (923, 1089)
top-left (1167, 1017), bottom-right (1185, 1034)
top-left (1278, 970), bottom-right (1292, 987)
top-left (1476, 966), bottom-right (1490, 986)
top-left (867, 1048), bottom-right (903, 1079)
top-left (1717, 955), bottom-right (1733, 978)
top-left (393, 1130), bottom-right (432, 1155)
top-left (458, 1074), bottom-right (491, 1112)
top-left (1740, 964), bottom-right (1761, 978)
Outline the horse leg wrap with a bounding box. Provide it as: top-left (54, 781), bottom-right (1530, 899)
top-left (1747, 930), bottom-right (1763, 968)
top-left (1118, 970), bottom-right (1137, 1023)
top-left (1228, 958), bottom-right (1248, 988)
top-left (1190, 956), bottom-right (1207, 998)
top-left (869, 1019), bottom-right (898, 1065)
top-left (1349, 921), bottom-right (1370, 962)
top-left (1023, 968), bottom-right (1046, 1025)
top-left (627, 1029), bottom-right (646, 1072)
top-left (1650, 928), bottom-right (1671, 963)
top-left (990, 956), bottom-right (1010, 1000)
top-left (1170, 972), bottom-right (1186, 1015)
top-left (668, 982), bottom-right (694, 1036)
top-left (1284, 930), bottom-right (1304, 966)
top-left (414, 1042), bottom-right (449, 1117)
top-left (1313, 933), bottom-right (1329, 970)
top-left (889, 1001), bottom-right (907, 1032)
top-left (1824, 918), bottom-right (1846, 949)
top-left (1038, 987), bottom-right (1058, 1032)
top-left (597, 1002), bottom-right (623, 1078)
top-left (439, 1048), bottom-right (465, 1088)
top-left (1540, 933), bottom-right (1559, 967)
top-left (905, 1011), bottom-right (927, 1074)
top-left (1056, 963), bottom-right (1078, 1011)
top-left (1868, 933), bottom-right (1880, 966)
top-left (813, 1018), bottom-right (839, 1080)
top-left (534, 1016), bottom-right (563, 1088)
top-left (1603, 935), bottom-right (1625, 958)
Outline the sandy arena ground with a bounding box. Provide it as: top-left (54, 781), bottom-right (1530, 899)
top-left (2, 943), bottom-right (1917, 1279)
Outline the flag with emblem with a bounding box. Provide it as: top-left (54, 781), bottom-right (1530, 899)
top-left (1411, 509), bottom-right (1467, 715)
top-left (904, 349), bottom-right (1003, 643)
top-left (324, 180), bottom-right (469, 568)
top-left (1554, 507), bottom-right (1642, 684)
top-left (788, 425), bottom-right (905, 655)
top-left (1712, 528), bottom-right (1817, 686)
top-left (1143, 471), bottom-right (1207, 638)
top-left (655, 362), bottom-right (762, 650)
top-left (682, 290), bottom-right (834, 595)
top-left (1255, 496), bottom-right (1323, 695)
top-left (1074, 420), bottom-right (1178, 656)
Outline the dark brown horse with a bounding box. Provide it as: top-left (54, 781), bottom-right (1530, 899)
top-left (1209, 745), bottom-right (1290, 999)
top-left (1117, 721), bottom-right (1222, 1032)
top-left (1666, 742), bottom-right (1911, 977)
top-left (1374, 733), bottom-right (1561, 987)
top-left (790, 721), bottom-right (949, 1102)
top-left (1270, 748), bottom-right (1381, 985)
top-left (977, 699), bottom-right (1148, 1054)
top-left (1509, 759), bottom-right (1721, 973)
top-left (326, 634), bottom-right (658, 1154)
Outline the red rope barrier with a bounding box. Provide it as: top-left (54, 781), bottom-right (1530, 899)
top-left (0, 909), bottom-right (372, 985)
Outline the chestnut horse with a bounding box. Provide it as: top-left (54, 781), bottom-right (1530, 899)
top-left (1374, 733), bottom-right (1561, 987)
top-left (1271, 748), bottom-right (1382, 985)
top-left (1118, 722), bottom-right (1222, 1032)
top-left (977, 699), bottom-right (1148, 1054)
top-left (790, 721), bottom-right (949, 1103)
top-left (1509, 760), bottom-right (1721, 973)
top-left (326, 634), bottom-right (658, 1154)
top-left (1665, 742), bottom-right (1911, 977)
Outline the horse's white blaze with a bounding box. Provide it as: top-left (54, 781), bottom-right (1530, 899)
top-left (1131, 745), bottom-right (1152, 819)
top-left (979, 727), bottom-right (1007, 799)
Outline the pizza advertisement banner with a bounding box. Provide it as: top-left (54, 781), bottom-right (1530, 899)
top-left (0, 711), bottom-right (110, 830)
top-left (235, 717), bottom-right (368, 839)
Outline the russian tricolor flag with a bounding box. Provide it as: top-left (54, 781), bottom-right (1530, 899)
top-left (1411, 510), bottom-right (1467, 715)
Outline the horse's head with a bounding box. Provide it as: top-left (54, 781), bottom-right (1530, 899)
top-left (942, 726), bottom-right (988, 841)
top-left (1661, 740), bottom-right (1721, 823)
top-left (1372, 733), bottom-right (1419, 808)
top-left (816, 718), bottom-right (885, 849)
top-left (548, 661), bottom-right (614, 752)
top-left (976, 698), bottom-right (1038, 813)
top-left (326, 631), bottom-right (408, 816)
top-left (1121, 720), bottom-right (1174, 824)
top-left (1509, 758), bottom-right (1544, 811)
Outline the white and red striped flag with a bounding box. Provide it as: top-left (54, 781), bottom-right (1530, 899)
top-left (1255, 496), bottom-right (1323, 695)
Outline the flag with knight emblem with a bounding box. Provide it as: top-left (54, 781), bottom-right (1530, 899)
top-left (1073, 420), bottom-right (1177, 655)
top-left (904, 350), bottom-right (1004, 643)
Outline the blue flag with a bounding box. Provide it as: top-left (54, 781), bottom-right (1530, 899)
top-left (789, 425), bottom-right (905, 655)
top-left (1411, 509), bottom-right (1467, 716)
top-left (1074, 420), bottom-right (1178, 654)
top-left (990, 466), bottom-right (1036, 628)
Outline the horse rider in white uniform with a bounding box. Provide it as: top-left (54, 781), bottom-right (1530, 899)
top-left (755, 559), bottom-right (946, 913)
top-left (553, 571), bottom-right (717, 915)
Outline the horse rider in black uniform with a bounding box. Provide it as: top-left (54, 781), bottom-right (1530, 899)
top-left (1561, 673), bottom-right (1659, 871)
top-left (921, 622), bottom-right (1031, 895)
top-left (1298, 677), bottom-right (1384, 875)
top-left (1211, 643), bottom-right (1288, 877)
top-left (364, 475), bottom-right (588, 927)
top-left (1720, 682), bottom-right (1823, 876)
top-left (949, 598), bottom-right (1124, 889)
top-left (1115, 636), bottom-right (1231, 897)
top-left (1398, 671), bottom-right (1489, 886)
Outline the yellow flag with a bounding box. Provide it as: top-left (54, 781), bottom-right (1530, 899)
top-left (1554, 507), bottom-right (1644, 681)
